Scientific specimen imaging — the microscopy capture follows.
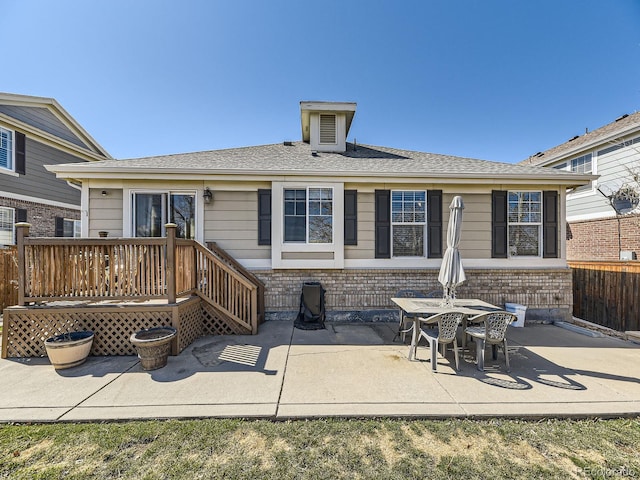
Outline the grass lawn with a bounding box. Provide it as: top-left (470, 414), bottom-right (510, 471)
top-left (1, 418), bottom-right (639, 479)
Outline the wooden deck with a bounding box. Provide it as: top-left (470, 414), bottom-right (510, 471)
top-left (2, 223), bottom-right (264, 359)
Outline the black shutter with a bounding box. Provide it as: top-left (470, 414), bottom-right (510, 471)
top-left (15, 208), bottom-right (27, 223)
top-left (543, 190), bottom-right (558, 258)
top-left (492, 190), bottom-right (508, 258)
top-left (257, 189), bottom-right (271, 246)
top-left (344, 190), bottom-right (357, 245)
top-left (427, 190), bottom-right (442, 258)
top-left (55, 217), bottom-right (64, 237)
top-left (15, 132), bottom-right (26, 175)
top-left (375, 190), bottom-right (391, 258)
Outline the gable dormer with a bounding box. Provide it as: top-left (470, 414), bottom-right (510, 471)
top-left (300, 101), bottom-right (356, 153)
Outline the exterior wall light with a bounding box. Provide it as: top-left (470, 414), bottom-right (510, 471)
top-left (203, 187), bottom-right (213, 204)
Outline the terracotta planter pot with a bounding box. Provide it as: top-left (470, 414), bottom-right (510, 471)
top-left (44, 331), bottom-right (94, 370)
top-left (130, 327), bottom-right (177, 371)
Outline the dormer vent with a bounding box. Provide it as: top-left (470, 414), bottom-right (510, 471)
top-left (319, 114), bottom-right (337, 144)
top-left (283, 141), bottom-right (293, 146)
top-left (615, 114), bottom-right (629, 122)
top-left (568, 135), bottom-right (579, 142)
top-left (299, 101), bottom-right (356, 153)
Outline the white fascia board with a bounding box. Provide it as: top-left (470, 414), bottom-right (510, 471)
top-left (1, 114), bottom-right (109, 162)
top-left (45, 166), bottom-right (598, 187)
top-left (536, 126), bottom-right (640, 166)
top-left (567, 210), bottom-right (617, 222)
top-left (300, 101), bottom-right (357, 112)
top-left (0, 190), bottom-right (80, 210)
top-left (0, 94), bottom-right (111, 158)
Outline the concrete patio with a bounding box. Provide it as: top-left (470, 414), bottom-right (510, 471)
top-left (1, 321), bottom-right (639, 422)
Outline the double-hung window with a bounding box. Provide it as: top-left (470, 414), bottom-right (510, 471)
top-left (133, 191), bottom-right (196, 239)
top-left (0, 127), bottom-right (13, 171)
top-left (508, 191), bottom-right (541, 257)
top-left (391, 190), bottom-right (426, 257)
top-left (284, 187), bottom-right (333, 243)
top-left (0, 206), bottom-right (14, 245)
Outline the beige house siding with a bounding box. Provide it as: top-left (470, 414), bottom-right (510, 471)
top-left (345, 191), bottom-right (374, 259)
top-left (88, 188), bottom-right (123, 237)
top-left (83, 184), bottom-right (563, 267)
top-left (204, 190), bottom-right (269, 260)
top-left (447, 192), bottom-right (492, 259)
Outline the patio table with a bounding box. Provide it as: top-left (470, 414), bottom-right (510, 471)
top-left (390, 298), bottom-right (500, 360)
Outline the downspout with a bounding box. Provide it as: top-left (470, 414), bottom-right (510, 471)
top-left (597, 187), bottom-right (622, 259)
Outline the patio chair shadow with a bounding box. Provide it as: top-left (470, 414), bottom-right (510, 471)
top-left (458, 345), bottom-right (594, 391)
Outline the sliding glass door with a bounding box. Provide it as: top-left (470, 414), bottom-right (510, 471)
top-left (133, 192), bottom-right (195, 239)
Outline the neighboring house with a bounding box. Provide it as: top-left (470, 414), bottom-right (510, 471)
top-left (521, 111), bottom-right (640, 261)
top-left (47, 101), bottom-right (593, 321)
top-left (0, 92), bottom-right (110, 245)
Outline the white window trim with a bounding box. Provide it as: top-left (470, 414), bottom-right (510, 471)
top-left (125, 188), bottom-right (201, 240)
top-left (283, 187), bottom-right (334, 245)
top-left (507, 190), bottom-right (542, 258)
top-left (0, 206), bottom-right (15, 245)
top-left (557, 153), bottom-right (597, 199)
top-left (391, 189), bottom-right (427, 258)
top-left (0, 126), bottom-right (16, 175)
top-left (272, 182), bottom-right (344, 269)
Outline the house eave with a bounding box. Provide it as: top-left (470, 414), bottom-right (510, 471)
top-left (46, 164), bottom-right (596, 187)
top-left (0, 113), bottom-right (109, 162)
top-left (0, 92), bottom-right (111, 159)
top-left (529, 123), bottom-right (640, 166)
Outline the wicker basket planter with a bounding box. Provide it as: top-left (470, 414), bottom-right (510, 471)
top-left (130, 327), bottom-right (177, 371)
top-left (44, 331), bottom-right (94, 370)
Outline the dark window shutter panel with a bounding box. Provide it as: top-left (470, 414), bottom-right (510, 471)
top-left (375, 190), bottom-right (391, 258)
top-left (344, 190), bottom-right (357, 245)
top-left (427, 190), bottom-right (443, 258)
top-left (543, 190), bottom-right (558, 258)
top-left (16, 208), bottom-right (27, 223)
top-left (15, 132), bottom-right (26, 175)
top-left (492, 190), bottom-right (508, 258)
top-left (55, 217), bottom-right (64, 237)
top-left (257, 189), bottom-right (272, 246)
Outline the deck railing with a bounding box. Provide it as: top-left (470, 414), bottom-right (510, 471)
top-left (15, 223), bottom-right (261, 334)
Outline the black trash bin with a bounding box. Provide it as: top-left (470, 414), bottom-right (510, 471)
top-left (294, 281), bottom-right (326, 330)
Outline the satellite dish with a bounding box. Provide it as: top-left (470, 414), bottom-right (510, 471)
top-left (611, 186), bottom-right (640, 215)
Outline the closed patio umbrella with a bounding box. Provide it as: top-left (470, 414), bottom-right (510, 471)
top-left (438, 196), bottom-right (466, 306)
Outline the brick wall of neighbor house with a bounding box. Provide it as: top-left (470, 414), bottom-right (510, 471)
top-left (255, 268), bottom-right (573, 322)
top-left (567, 214), bottom-right (640, 261)
top-left (0, 196), bottom-right (80, 238)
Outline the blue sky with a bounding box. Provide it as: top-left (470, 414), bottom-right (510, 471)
top-left (2, 0), bottom-right (639, 163)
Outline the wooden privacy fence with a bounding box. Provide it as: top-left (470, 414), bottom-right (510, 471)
top-left (14, 223), bottom-right (262, 334)
top-left (0, 246), bottom-right (18, 311)
top-left (569, 261), bottom-right (640, 332)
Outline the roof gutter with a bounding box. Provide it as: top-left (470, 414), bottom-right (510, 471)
top-left (46, 165), bottom-right (596, 187)
top-left (534, 124), bottom-right (640, 166)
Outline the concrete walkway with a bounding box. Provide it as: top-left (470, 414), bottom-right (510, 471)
top-left (1, 321), bottom-right (639, 422)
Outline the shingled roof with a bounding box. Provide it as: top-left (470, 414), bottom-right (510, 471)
top-left (521, 111), bottom-right (640, 166)
top-left (48, 141), bottom-right (590, 185)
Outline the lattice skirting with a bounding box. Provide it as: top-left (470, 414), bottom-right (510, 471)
top-left (202, 301), bottom-right (251, 335)
top-left (1, 296), bottom-right (248, 358)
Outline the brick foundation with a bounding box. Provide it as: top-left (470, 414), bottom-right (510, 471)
top-left (0, 197), bottom-right (79, 238)
top-left (254, 268), bottom-right (573, 322)
top-left (567, 214), bottom-right (640, 261)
